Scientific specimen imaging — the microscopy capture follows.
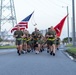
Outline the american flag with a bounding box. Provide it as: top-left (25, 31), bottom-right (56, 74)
top-left (11, 11), bottom-right (34, 33)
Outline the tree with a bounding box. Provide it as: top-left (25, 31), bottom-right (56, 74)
top-left (62, 37), bottom-right (72, 43)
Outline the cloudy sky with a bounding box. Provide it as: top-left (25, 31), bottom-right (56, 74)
top-left (14, 0), bottom-right (76, 39)
top-left (1, 0), bottom-right (76, 39)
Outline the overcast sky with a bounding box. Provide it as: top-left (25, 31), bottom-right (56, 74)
top-left (14, 0), bottom-right (76, 39)
top-left (1, 0), bottom-right (76, 39)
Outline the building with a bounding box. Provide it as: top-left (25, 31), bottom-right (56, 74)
top-left (40, 29), bottom-right (47, 36)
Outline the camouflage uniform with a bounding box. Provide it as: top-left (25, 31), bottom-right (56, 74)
top-left (56, 37), bottom-right (60, 45)
top-left (23, 30), bottom-right (30, 44)
top-left (47, 30), bottom-right (56, 46)
top-left (14, 30), bottom-right (23, 45)
top-left (32, 31), bottom-right (41, 47)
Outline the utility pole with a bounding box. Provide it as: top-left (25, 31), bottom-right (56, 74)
top-left (0, 0), bottom-right (2, 38)
top-left (0, 0), bottom-right (17, 38)
top-left (72, 0), bottom-right (76, 46)
top-left (66, 6), bottom-right (70, 43)
top-left (62, 6), bottom-right (70, 43)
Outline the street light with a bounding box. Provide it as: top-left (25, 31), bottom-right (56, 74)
top-left (62, 6), bottom-right (70, 43)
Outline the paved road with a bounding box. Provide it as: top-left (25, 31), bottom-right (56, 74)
top-left (0, 45), bottom-right (76, 75)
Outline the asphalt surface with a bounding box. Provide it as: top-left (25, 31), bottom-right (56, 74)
top-left (0, 45), bottom-right (76, 75)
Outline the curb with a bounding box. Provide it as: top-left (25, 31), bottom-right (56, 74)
top-left (65, 52), bottom-right (74, 60)
top-left (63, 51), bottom-right (76, 62)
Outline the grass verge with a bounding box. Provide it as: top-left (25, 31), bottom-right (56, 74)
top-left (66, 47), bottom-right (76, 59)
top-left (66, 43), bottom-right (72, 47)
top-left (0, 45), bottom-right (16, 49)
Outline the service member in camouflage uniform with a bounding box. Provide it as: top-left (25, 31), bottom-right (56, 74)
top-left (22, 29), bottom-right (32, 53)
top-left (55, 36), bottom-right (61, 50)
top-left (22, 30), bottom-right (28, 53)
top-left (46, 26), bottom-right (56, 56)
top-left (37, 30), bottom-right (44, 52)
top-left (32, 28), bottom-right (42, 54)
top-left (26, 33), bottom-right (32, 52)
top-left (13, 26), bottom-right (23, 55)
top-left (45, 27), bottom-right (51, 53)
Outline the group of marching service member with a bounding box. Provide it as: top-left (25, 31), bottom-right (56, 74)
top-left (13, 26), bottom-right (60, 56)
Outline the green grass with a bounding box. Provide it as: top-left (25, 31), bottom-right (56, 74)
top-left (66, 43), bottom-right (72, 47)
top-left (66, 47), bottom-right (76, 59)
top-left (0, 45), bottom-right (16, 49)
top-left (66, 43), bottom-right (76, 54)
top-left (67, 48), bottom-right (76, 53)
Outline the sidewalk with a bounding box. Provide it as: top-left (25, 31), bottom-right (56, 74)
top-left (62, 45), bottom-right (76, 62)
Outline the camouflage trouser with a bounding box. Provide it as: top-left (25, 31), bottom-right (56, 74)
top-left (23, 38), bottom-right (27, 45)
top-left (32, 39), bottom-right (38, 47)
top-left (16, 38), bottom-right (23, 45)
top-left (23, 38), bottom-right (32, 45)
top-left (38, 40), bottom-right (44, 44)
top-left (27, 40), bottom-right (32, 45)
top-left (56, 41), bottom-right (60, 45)
top-left (46, 40), bottom-right (56, 46)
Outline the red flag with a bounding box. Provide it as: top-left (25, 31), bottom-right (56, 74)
top-left (54, 15), bottom-right (68, 37)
